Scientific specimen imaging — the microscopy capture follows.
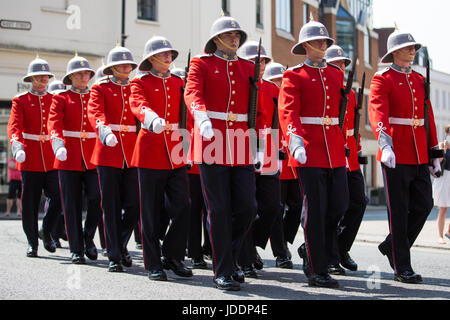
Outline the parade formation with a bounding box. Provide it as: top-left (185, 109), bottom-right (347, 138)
top-left (6, 14), bottom-right (442, 292)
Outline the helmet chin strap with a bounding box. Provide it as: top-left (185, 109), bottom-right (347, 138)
top-left (397, 49), bottom-right (415, 59)
top-left (151, 55), bottom-right (171, 67)
top-left (305, 42), bottom-right (326, 54)
top-left (111, 66), bottom-right (130, 78)
top-left (216, 36), bottom-right (238, 51)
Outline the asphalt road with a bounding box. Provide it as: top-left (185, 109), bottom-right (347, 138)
top-left (1, 219), bottom-right (449, 301)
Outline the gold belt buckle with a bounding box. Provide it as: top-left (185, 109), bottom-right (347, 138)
top-left (413, 119), bottom-right (420, 127)
top-left (227, 111), bottom-right (237, 122)
top-left (120, 125), bottom-right (129, 132)
top-left (164, 122), bottom-right (172, 131)
top-left (323, 117), bottom-right (332, 126)
top-left (38, 135), bottom-right (47, 142)
top-left (80, 132), bottom-right (89, 139)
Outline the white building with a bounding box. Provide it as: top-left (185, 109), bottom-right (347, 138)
top-left (0, 0), bottom-right (272, 191)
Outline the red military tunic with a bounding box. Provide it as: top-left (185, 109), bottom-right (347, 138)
top-left (278, 60), bottom-right (346, 168)
top-left (88, 78), bottom-right (137, 168)
top-left (343, 90), bottom-right (361, 172)
top-left (184, 52), bottom-right (254, 166)
top-left (47, 88), bottom-right (96, 171)
top-left (256, 79), bottom-right (282, 174)
top-left (7, 90), bottom-right (55, 172)
top-left (130, 70), bottom-right (186, 170)
top-left (369, 64), bottom-right (438, 164)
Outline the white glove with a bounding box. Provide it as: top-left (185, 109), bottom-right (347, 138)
top-left (15, 150), bottom-right (26, 163)
top-left (429, 158), bottom-right (441, 177)
top-left (152, 117), bottom-right (166, 134)
top-left (278, 160), bottom-right (283, 173)
top-left (199, 120), bottom-right (214, 140)
top-left (55, 147), bottom-right (67, 161)
top-left (254, 151), bottom-right (264, 171)
top-left (293, 147), bottom-right (307, 164)
top-left (105, 133), bottom-right (118, 147)
top-left (381, 145), bottom-right (395, 168)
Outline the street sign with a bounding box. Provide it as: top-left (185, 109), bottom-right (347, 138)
top-left (0, 19), bottom-right (32, 30)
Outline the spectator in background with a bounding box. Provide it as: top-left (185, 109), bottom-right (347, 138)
top-left (434, 124), bottom-right (450, 244)
top-left (6, 157), bottom-right (22, 217)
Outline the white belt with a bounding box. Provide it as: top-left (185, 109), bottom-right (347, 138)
top-left (143, 122), bottom-right (179, 131)
top-left (23, 133), bottom-right (49, 142)
top-left (63, 130), bottom-right (97, 138)
top-left (110, 124), bottom-right (137, 133)
top-left (389, 117), bottom-right (424, 127)
top-left (346, 129), bottom-right (354, 136)
top-left (207, 111), bottom-right (248, 122)
top-left (300, 116), bottom-right (339, 126)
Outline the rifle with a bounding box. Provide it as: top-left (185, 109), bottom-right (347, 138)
top-left (354, 72), bottom-right (368, 164)
top-left (424, 58), bottom-right (444, 176)
top-left (179, 50), bottom-right (191, 160)
top-left (338, 58), bottom-right (357, 131)
top-left (179, 50), bottom-right (191, 130)
top-left (248, 38), bottom-right (261, 130)
top-left (248, 38), bottom-right (262, 169)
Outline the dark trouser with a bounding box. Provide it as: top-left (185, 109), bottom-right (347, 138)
top-left (21, 170), bottom-right (61, 249)
top-left (337, 169), bottom-right (367, 254)
top-left (298, 167), bottom-right (349, 275)
top-left (270, 178), bottom-right (303, 258)
top-left (380, 164), bottom-right (433, 273)
top-left (239, 173), bottom-right (280, 266)
top-left (58, 169), bottom-right (101, 254)
top-left (98, 218), bottom-right (106, 250)
top-left (134, 220), bottom-right (142, 244)
top-left (97, 165), bottom-right (140, 263)
top-left (187, 174), bottom-right (205, 259)
top-left (199, 164), bottom-right (256, 279)
top-left (138, 167), bottom-right (190, 271)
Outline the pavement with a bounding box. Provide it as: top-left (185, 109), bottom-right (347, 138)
top-left (1, 205), bottom-right (449, 251)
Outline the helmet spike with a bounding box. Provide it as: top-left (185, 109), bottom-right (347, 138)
top-left (310, 12), bottom-right (315, 22)
top-left (394, 21), bottom-right (399, 30)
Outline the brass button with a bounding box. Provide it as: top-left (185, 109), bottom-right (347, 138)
top-left (323, 77), bottom-right (327, 81)
top-left (229, 71), bottom-right (233, 76)
top-left (231, 101), bottom-right (235, 105)
top-left (83, 122), bottom-right (86, 125)
top-left (125, 101), bottom-right (128, 104)
top-left (166, 113), bottom-right (170, 116)
top-left (167, 87), bottom-right (170, 91)
top-left (326, 86), bottom-right (329, 90)
top-left (229, 62), bottom-right (233, 66)
top-left (232, 80), bottom-right (235, 84)
top-left (123, 116), bottom-right (127, 120)
top-left (326, 106), bottom-right (330, 109)
top-left (168, 96), bottom-right (171, 99)
top-left (168, 104), bottom-right (171, 107)
top-left (326, 126), bottom-right (329, 130)
top-left (82, 138), bottom-right (86, 142)
top-left (228, 121), bottom-right (233, 126)
top-left (232, 90), bottom-right (236, 94)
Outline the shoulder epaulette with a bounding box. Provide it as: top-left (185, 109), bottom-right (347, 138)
top-left (97, 77), bottom-right (111, 85)
top-left (14, 91), bottom-right (28, 98)
top-left (196, 54), bottom-right (213, 59)
top-left (288, 64), bottom-right (304, 71)
top-left (238, 56), bottom-right (254, 64)
top-left (375, 67), bottom-right (390, 76)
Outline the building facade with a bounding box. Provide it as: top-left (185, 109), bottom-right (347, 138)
top-left (0, 0), bottom-right (272, 192)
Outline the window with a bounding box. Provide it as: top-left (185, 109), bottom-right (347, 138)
top-left (137, 0), bottom-right (157, 21)
top-left (364, 27), bottom-right (371, 65)
top-left (443, 91), bottom-right (446, 110)
top-left (222, 0), bottom-right (230, 16)
top-left (336, 5), bottom-right (356, 61)
top-left (256, 0), bottom-right (263, 28)
top-left (303, 3), bottom-right (309, 26)
top-left (276, 0), bottom-right (292, 33)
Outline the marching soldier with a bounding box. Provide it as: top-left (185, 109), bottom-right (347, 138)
top-left (130, 36), bottom-right (192, 281)
top-left (325, 45), bottom-right (367, 273)
top-left (88, 45), bottom-right (140, 272)
top-left (237, 41), bottom-right (280, 278)
top-left (266, 62), bottom-right (302, 269)
top-left (184, 15), bottom-right (257, 291)
top-left (8, 57), bottom-right (61, 257)
top-left (48, 54), bottom-right (102, 264)
top-left (369, 29), bottom-right (439, 283)
top-left (278, 19), bottom-right (348, 288)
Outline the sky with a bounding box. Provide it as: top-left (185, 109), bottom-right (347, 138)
top-left (372, 0), bottom-right (450, 74)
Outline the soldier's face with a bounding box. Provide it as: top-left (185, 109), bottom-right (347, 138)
top-left (271, 77), bottom-right (283, 87)
top-left (214, 31), bottom-right (241, 52)
top-left (31, 75), bottom-right (49, 89)
top-left (151, 51), bottom-right (172, 72)
top-left (113, 63), bottom-right (133, 79)
top-left (393, 45), bottom-right (416, 63)
top-left (70, 70), bottom-right (91, 88)
top-left (331, 59), bottom-right (347, 72)
top-left (304, 39), bottom-right (327, 60)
